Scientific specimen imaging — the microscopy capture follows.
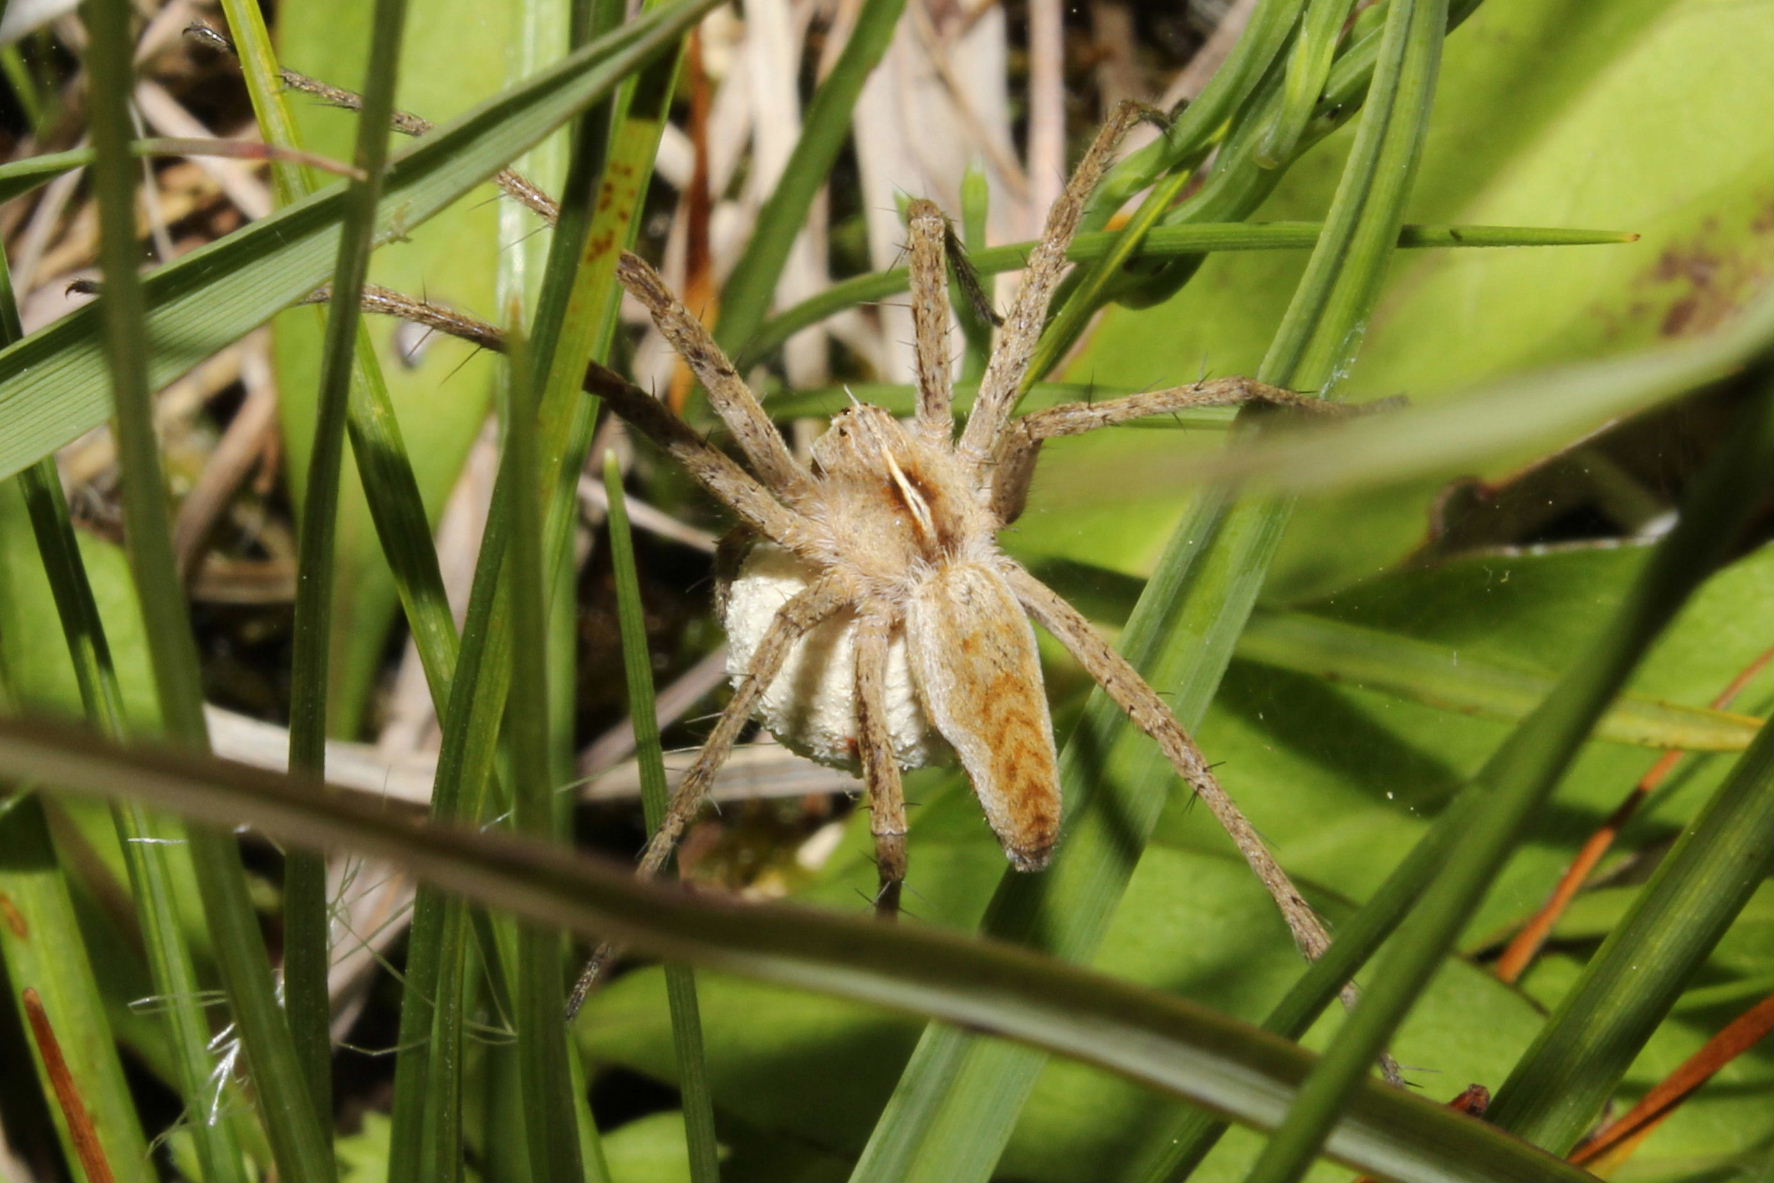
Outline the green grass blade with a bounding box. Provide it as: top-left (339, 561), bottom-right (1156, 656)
top-left (0, 792), bottom-right (154, 1183)
top-left (386, 11), bottom-right (685, 1176)
top-left (603, 453), bottom-right (721, 1183)
top-left (212, 6), bottom-right (474, 1173)
top-left (1142, 289), bottom-right (1773, 498)
top-left (1259, 2), bottom-right (1446, 388)
top-left (957, 166), bottom-right (994, 382)
top-left (83, 3), bottom-right (335, 1178)
top-left (1085, 0), bottom-right (1301, 225)
top-left (1085, 0), bottom-right (1456, 1175)
top-left (1236, 610), bottom-right (1762, 752)
top-left (713, 0), bottom-right (905, 357)
top-left (225, 0), bottom-right (464, 734)
top-left (504, 313), bottom-right (585, 1183)
top-left (284, 0), bottom-right (412, 1120)
top-left (1134, 798), bottom-right (1472, 1180)
top-left (0, 0), bottom-right (720, 485)
top-left (1256, 0), bottom-right (1360, 168)
top-left (1243, 355), bottom-right (1773, 1180)
top-left (1, 213), bottom-right (248, 1183)
top-left (1109, 1), bottom-right (1486, 310)
top-left (1, 718), bottom-right (1599, 1183)
top-left (1486, 715), bottom-right (1774, 1150)
top-left (741, 220), bottom-right (1629, 369)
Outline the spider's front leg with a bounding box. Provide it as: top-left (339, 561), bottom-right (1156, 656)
top-left (852, 606), bottom-right (910, 916)
top-left (904, 199), bottom-right (957, 446)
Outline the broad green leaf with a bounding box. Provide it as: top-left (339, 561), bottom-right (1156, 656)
top-left (1058, 0), bottom-right (1774, 597)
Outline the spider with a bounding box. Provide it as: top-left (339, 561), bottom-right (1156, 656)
top-left (556, 101), bottom-right (1359, 1012)
top-left (335, 100), bottom-right (1349, 1017)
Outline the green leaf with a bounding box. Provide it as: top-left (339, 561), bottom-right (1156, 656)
top-left (1070, 0), bottom-right (1774, 599)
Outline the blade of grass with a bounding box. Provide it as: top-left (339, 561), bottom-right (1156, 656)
top-left (956, 166), bottom-right (994, 382)
top-left (390, 5), bottom-right (681, 1175)
top-left (1083, 0), bottom-right (1302, 227)
top-left (1144, 289), bottom-right (1773, 498)
top-left (83, 3), bottom-right (334, 1178)
top-left (503, 309), bottom-right (585, 1183)
top-left (1486, 713), bottom-right (1774, 1150)
top-left (1, 215), bottom-right (248, 1183)
top-left (0, 791), bottom-right (153, 1183)
top-left (284, 0), bottom-right (412, 1121)
top-left (1243, 345), bottom-right (1774, 1180)
top-left (604, 452), bottom-right (720, 1183)
top-left (1255, 0), bottom-right (1359, 168)
top-left (0, 716), bottom-right (1598, 1183)
top-left (1235, 610), bottom-right (1763, 752)
top-left (0, 0), bottom-right (721, 484)
top-left (217, 0), bottom-right (461, 723)
top-left (1569, 993), bottom-right (1774, 1170)
top-left (742, 220), bottom-right (1628, 368)
top-left (1103, 1), bottom-right (1489, 311)
top-left (1085, 0), bottom-right (1457, 1174)
top-left (212, 6), bottom-right (475, 1172)
top-left (0, 139), bottom-right (359, 204)
top-left (712, 0), bottom-right (905, 358)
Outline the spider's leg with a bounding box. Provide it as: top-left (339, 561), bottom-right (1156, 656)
top-left (905, 199), bottom-right (956, 445)
top-left (957, 100), bottom-right (1143, 470)
top-left (617, 252), bottom-right (813, 500)
top-left (566, 574), bottom-right (854, 1017)
top-left (989, 377), bottom-right (1342, 524)
top-left (347, 285), bottom-right (811, 549)
top-left (853, 605), bottom-right (909, 916)
top-left (1001, 558), bottom-right (1398, 1080)
top-left (997, 559), bottom-right (1336, 962)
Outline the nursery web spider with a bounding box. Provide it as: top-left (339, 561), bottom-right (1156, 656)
top-left (252, 52), bottom-right (1358, 1022)
top-left (557, 101), bottom-right (1358, 1012)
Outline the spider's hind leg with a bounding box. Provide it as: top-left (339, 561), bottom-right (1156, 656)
top-left (853, 606), bottom-right (910, 917)
top-left (566, 573), bottom-right (854, 1017)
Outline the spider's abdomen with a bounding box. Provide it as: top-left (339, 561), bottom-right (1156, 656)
top-left (722, 543), bottom-right (951, 773)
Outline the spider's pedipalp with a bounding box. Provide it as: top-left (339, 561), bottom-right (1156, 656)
top-left (957, 100), bottom-right (1145, 472)
top-left (616, 251), bottom-right (813, 500)
top-left (905, 199), bottom-right (956, 444)
top-left (853, 605), bottom-right (910, 916)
